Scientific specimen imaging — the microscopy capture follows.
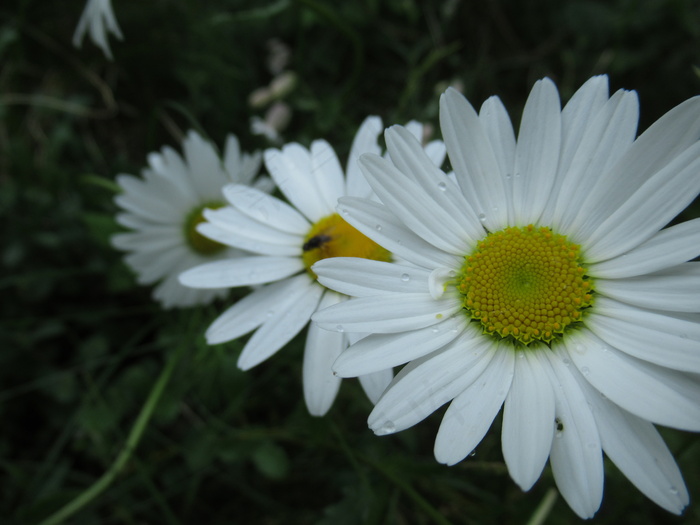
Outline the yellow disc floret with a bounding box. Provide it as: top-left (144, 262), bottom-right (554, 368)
top-left (457, 225), bottom-right (592, 345)
top-left (184, 202), bottom-right (227, 256)
top-left (302, 213), bottom-right (391, 279)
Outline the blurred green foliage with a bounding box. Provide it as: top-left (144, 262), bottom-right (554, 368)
top-left (1, 0), bottom-right (699, 523)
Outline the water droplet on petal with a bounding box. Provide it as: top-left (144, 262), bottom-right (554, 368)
top-left (341, 208), bottom-right (349, 216)
top-left (574, 344), bottom-right (585, 354)
top-left (478, 213), bottom-right (486, 222)
top-left (336, 325), bottom-right (345, 333)
top-left (469, 450), bottom-right (476, 457)
top-left (670, 486), bottom-right (679, 495)
top-left (581, 366), bottom-right (590, 376)
top-left (431, 326), bottom-right (439, 333)
top-left (375, 224), bottom-right (382, 232)
top-left (438, 182), bottom-right (447, 191)
top-left (376, 421), bottom-right (396, 435)
top-left (562, 357), bottom-right (570, 366)
top-left (505, 173), bottom-right (512, 180)
top-left (401, 273), bottom-right (410, 282)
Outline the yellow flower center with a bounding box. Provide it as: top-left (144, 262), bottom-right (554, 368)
top-left (457, 225), bottom-right (592, 345)
top-left (302, 213), bottom-right (391, 279)
top-left (184, 202), bottom-right (227, 256)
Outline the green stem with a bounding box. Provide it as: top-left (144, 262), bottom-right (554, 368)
top-left (38, 347), bottom-right (182, 525)
top-left (525, 488), bottom-right (558, 525)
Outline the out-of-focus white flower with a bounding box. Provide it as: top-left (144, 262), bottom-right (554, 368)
top-left (72, 0), bottom-right (123, 60)
top-left (250, 102), bottom-right (292, 143)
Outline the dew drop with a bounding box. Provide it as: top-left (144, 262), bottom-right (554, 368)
top-left (517, 351), bottom-right (525, 359)
top-left (341, 208), bottom-right (350, 216)
top-left (438, 182), bottom-right (447, 191)
top-left (581, 366), bottom-right (590, 376)
top-left (401, 273), bottom-right (410, 282)
top-left (478, 213), bottom-right (487, 222)
top-left (505, 173), bottom-right (512, 180)
top-left (375, 224), bottom-right (382, 232)
top-left (335, 325), bottom-right (345, 333)
top-left (562, 357), bottom-right (570, 366)
top-left (376, 421), bottom-right (396, 435)
top-left (573, 343), bottom-right (585, 354)
top-left (469, 450), bottom-right (476, 457)
top-left (431, 326), bottom-right (440, 333)
top-left (670, 486), bottom-right (679, 495)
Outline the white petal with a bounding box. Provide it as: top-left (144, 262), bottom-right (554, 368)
top-left (478, 96), bottom-right (516, 228)
top-left (265, 144), bottom-right (328, 222)
top-left (384, 126), bottom-right (486, 239)
top-left (589, 218), bottom-right (700, 278)
top-left (203, 205), bottom-right (302, 247)
top-left (182, 131), bottom-right (228, 201)
top-left (313, 257), bottom-right (430, 297)
top-left (359, 369), bottom-right (394, 405)
top-left (564, 328), bottom-right (700, 430)
top-left (368, 326), bottom-right (496, 434)
top-left (501, 349), bottom-right (556, 491)
top-left (360, 153), bottom-right (478, 254)
top-left (586, 310), bottom-right (700, 373)
top-left (196, 223), bottom-right (297, 256)
top-left (571, 369), bottom-right (689, 514)
top-left (346, 116), bottom-right (383, 199)
top-left (434, 344), bottom-right (514, 465)
top-left (512, 78), bottom-right (562, 226)
top-left (205, 274), bottom-right (310, 344)
top-left (238, 280), bottom-right (323, 369)
top-left (114, 175), bottom-right (182, 223)
top-left (310, 140), bottom-right (346, 212)
top-left (440, 88), bottom-right (509, 232)
top-left (581, 141), bottom-right (700, 261)
top-left (550, 89), bottom-right (639, 232)
top-left (596, 262), bottom-right (700, 312)
top-left (312, 292), bottom-right (462, 334)
top-left (222, 184), bottom-right (309, 235)
top-left (336, 197), bottom-right (462, 269)
top-left (572, 96), bottom-right (700, 247)
top-left (303, 291), bottom-right (345, 416)
top-left (179, 256), bottom-right (304, 288)
top-left (333, 315), bottom-right (466, 377)
top-left (544, 348), bottom-right (604, 519)
top-left (111, 227), bottom-right (182, 252)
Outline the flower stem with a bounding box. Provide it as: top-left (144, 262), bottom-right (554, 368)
top-left (38, 346), bottom-right (183, 525)
top-left (525, 488), bottom-right (558, 525)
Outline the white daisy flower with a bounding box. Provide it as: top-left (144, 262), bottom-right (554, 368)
top-left (72, 0), bottom-right (123, 60)
top-left (113, 131), bottom-right (263, 309)
top-left (179, 117), bottom-right (446, 416)
top-left (311, 76), bottom-right (700, 518)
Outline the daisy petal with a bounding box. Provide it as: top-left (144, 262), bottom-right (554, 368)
top-left (337, 197), bottom-right (462, 269)
top-left (434, 345), bottom-right (514, 465)
top-left (512, 78), bottom-right (562, 226)
top-left (358, 369), bottom-right (394, 405)
top-left (368, 327), bottom-right (496, 434)
top-left (544, 348), bottom-right (604, 520)
top-left (310, 140), bottom-right (346, 212)
top-left (303, 291), bottom-right (345, 416)
top-left (312, 292), bottom-right (462, 334)
top-left (581, 141), bottom-right (700, 261)
top-left (346, 116), bottom-right (383, 199)
top-left (179, 256), bottom-right (304, 288)
top-left (360, 153), bottom-right (478, 254)
top-left (596, 262), bottom-right (700, 312)
top-left (588, 218), bottom-right (700, 278)
top-left (197, 223), bottom-right (299, 256)
top-left (222, 184), bottom-right (309, 235)
top-left (586, 310), bottom-right (700, 373)
top-left (572, 371), bottom-right (689, 514)
top-left (313, 257), bottom-right (431, 297)
top-left (202, 206), bottom-right (302, 247)
top-left (384, 125), bottom-right (486, 238)
top-left (564, 329), bottom-right (700, 431)
top-left (333, 315), bottom-right (465, 377)
top-left (501, 349), bottom-right (556, 491)
top-left (478, 95), bottom-right (516, 228)
top-left (440, 88), bottom-right (509, 232)
top-left (238, 279), bottom-right (323, 370)
top-left (265, 144), bottom-right (328, 222)
top-left (205, 274), bottom-right (311, 344)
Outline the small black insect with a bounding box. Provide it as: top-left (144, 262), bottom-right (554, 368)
top-left (303, 234), bottom-right (332, 252)
top-left (555, 418), bottom-right (564, 432)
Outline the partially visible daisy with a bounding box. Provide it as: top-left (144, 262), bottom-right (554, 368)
top-left (312, 76), bottom-right (700, 518)
top-left (180, 117), bottom-right (446, 416)
top-left (72, 0), bottom-right (123, 60)
top-left (113, 131), bottom-right (264, 309)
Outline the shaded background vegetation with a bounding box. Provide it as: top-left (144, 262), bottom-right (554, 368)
top-left (1, 0), bottom-right (699, 523)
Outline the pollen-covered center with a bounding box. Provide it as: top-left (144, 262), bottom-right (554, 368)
top-left (302, 213), bottom-right (391, 278)
top-left (457, 225), bottom-right (592, 345)
top-left (184, 202), bottom-right (227, 256)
